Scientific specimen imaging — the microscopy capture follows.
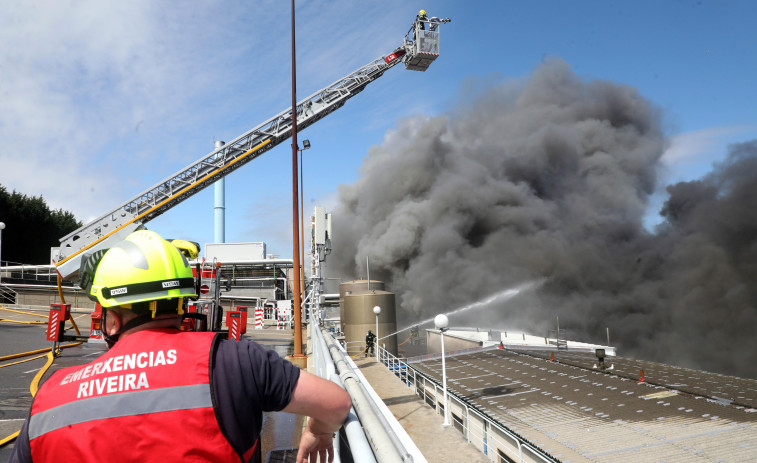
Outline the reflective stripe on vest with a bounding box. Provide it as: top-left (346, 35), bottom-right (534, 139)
top-left (29, 383), bottom-right (210, 439)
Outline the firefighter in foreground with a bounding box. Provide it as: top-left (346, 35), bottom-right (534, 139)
top-left (10, 230), bottom-right (351, 463)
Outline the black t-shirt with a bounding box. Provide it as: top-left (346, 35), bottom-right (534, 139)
top-left (212, 337), bottom-right (301, 456)
top-left (10, 335), bottom-right (301, 463)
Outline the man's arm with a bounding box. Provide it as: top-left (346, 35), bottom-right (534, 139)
top-left (282, 371), bottom-right (352, 463)
top-left (8, 416), bottom-right (31, 463)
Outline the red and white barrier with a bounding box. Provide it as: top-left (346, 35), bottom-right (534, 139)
top-left (46, 303), bottom-right (70, 342)
top-left (237, 306), bottom-right (248, 334)
top-left (227, 311), bottom-right (242, 341)
top-left (255, 307), bottom-right (264, 329)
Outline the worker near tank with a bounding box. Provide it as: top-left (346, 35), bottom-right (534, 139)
top-left (10, 230), bottom-right (351, 463)
top-left (365, 329), bottom-right (376, 357)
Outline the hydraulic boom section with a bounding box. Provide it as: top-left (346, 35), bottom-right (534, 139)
top-left (54, 14), bottom-right (451, 280)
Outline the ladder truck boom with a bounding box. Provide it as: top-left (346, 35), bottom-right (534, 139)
top-left (54, 15), bottom-right (450, 280)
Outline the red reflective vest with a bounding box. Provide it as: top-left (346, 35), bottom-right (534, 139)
top-left (28, 329), bottom-right (256, 462)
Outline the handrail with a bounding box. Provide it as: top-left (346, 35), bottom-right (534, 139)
top-left (310, 308), bottom-right (426, 462)
top-left (310, 316), bottom-right (374, 462)
top-left (322, 328), bottom-right (410, 462)
top-left (0, 283), bottom-right (18, 305)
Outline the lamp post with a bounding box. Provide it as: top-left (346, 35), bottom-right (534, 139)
top-left (434, 313), bottom-right (450, 426)
top-left (373, 305), bottom-right (381, 362)
top-left (0, 222), bottom-right (4, 283)
top-left (289, 0), bottom-right (305, 364)
top-left (298, 140), bottom-right (310, 318)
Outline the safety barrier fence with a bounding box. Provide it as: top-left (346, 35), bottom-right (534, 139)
top-left (377, 345), bottom-right (559, 463)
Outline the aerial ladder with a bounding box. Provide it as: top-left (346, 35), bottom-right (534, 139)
top-left (52, 14), bottom-right (451, 281)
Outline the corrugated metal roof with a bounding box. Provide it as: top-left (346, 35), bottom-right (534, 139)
top-left (411, 349), bottom-right (757, 462)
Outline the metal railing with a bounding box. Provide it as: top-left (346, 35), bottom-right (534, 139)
top-left (310, 315), bottom-right (426, 462)
top-left (1, 263), bottom-right (63, 284)
top-left (0, 283), bottom-right (17, 305)
top-left (377, 345), bottom-right (559, 463)
top-left (310, 319), bottom-right (374, 463)
top-left (343, 340), bottom-right (371, 357)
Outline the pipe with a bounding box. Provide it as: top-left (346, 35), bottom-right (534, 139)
top-left (353, 371), bottom-right (413, 462)
top-left (310, 304), bottom-right (372, 462)
top-left (330, 373), bottom-right (376, 463)
top-left (214, 141), bottom-right (226, 243)
top-left (188, 259), bottom-right (295, 266)
top-left (289, 0), bottom-right (304, 359)
top-left (323, 328), bottom-right (412, 462)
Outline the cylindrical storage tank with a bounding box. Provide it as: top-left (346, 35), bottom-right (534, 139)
top-left (344, 290), bottom-right (397, 357)
top-left (339, 280), bottom-right (385, 334)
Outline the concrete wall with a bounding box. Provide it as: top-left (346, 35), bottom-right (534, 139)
top-left (9, 286), bottom-right (95, 311)
top-left (491, 425), bottom-right (521, 463)
top-left (467, 411), bottom-right (487, 457)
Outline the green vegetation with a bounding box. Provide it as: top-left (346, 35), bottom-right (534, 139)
top-left (0, 185), bottom-right (82, 265)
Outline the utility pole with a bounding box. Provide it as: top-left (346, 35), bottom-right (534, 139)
top-left (289, 0), bottom-right (306, 367)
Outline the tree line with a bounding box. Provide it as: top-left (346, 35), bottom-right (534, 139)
top-left (0, 185), bottom-right (82, 265)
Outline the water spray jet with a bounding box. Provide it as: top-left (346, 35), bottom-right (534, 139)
top-left (379, 279), bottom-right (544, 340)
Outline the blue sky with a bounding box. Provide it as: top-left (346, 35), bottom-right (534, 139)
top-left (1, 0), bottom-right (756, 261)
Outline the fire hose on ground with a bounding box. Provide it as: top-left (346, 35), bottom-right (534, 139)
top-left (0, 275), bottom-right (84, 448)
top-left (0, 351), bottom-right (56, 446)
top-left (0, 342), bottom-right (82, 447)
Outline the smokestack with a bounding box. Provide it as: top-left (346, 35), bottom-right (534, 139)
top-left (331, 58), bottom-right (757, 379)
top-left (214, 140), bottom-right (225, 243)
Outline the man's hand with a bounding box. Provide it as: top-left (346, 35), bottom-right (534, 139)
top-left (296, 420), bottom-right (336, 463)
top-left (283, 371), bottom-right (352, 462)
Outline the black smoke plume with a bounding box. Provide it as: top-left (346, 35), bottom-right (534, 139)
top-left (331, 58), bottom-right (757, 379)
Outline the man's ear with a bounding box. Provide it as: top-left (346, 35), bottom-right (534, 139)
top-left (104, 309), bottom-right (123, 335)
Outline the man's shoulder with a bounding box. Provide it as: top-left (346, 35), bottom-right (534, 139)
top-left (132, 328), bottom-right (218, 343)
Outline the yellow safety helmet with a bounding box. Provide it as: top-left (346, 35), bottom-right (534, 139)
top-left (168, 238), bottom-right (200, 259)
top-left (419, 9), bottom-right (426, 16)
top-left (86, 230), bottom-right (197, 314)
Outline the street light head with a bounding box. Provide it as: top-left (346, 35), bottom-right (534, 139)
top-left (373, 305), bottom-right (381, 315)
top-left (303, 139), bottom-right (311, 149)
top-left (434, 314), bottom-right (449, 331)
top-left (0, 222), bottom-right (5, 230)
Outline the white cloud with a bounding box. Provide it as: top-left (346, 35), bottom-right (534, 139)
top-left (662, 125), bottom-right (757, 168)
top-left (0, 0), bottom-right (436, 264)
top-left (0, 1), bottom-right (278, 219)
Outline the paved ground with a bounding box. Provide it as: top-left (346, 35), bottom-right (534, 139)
top-left (0, 306), bottom-right (103, 460)
top-left (354, 357), bottom-right (489, 463)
